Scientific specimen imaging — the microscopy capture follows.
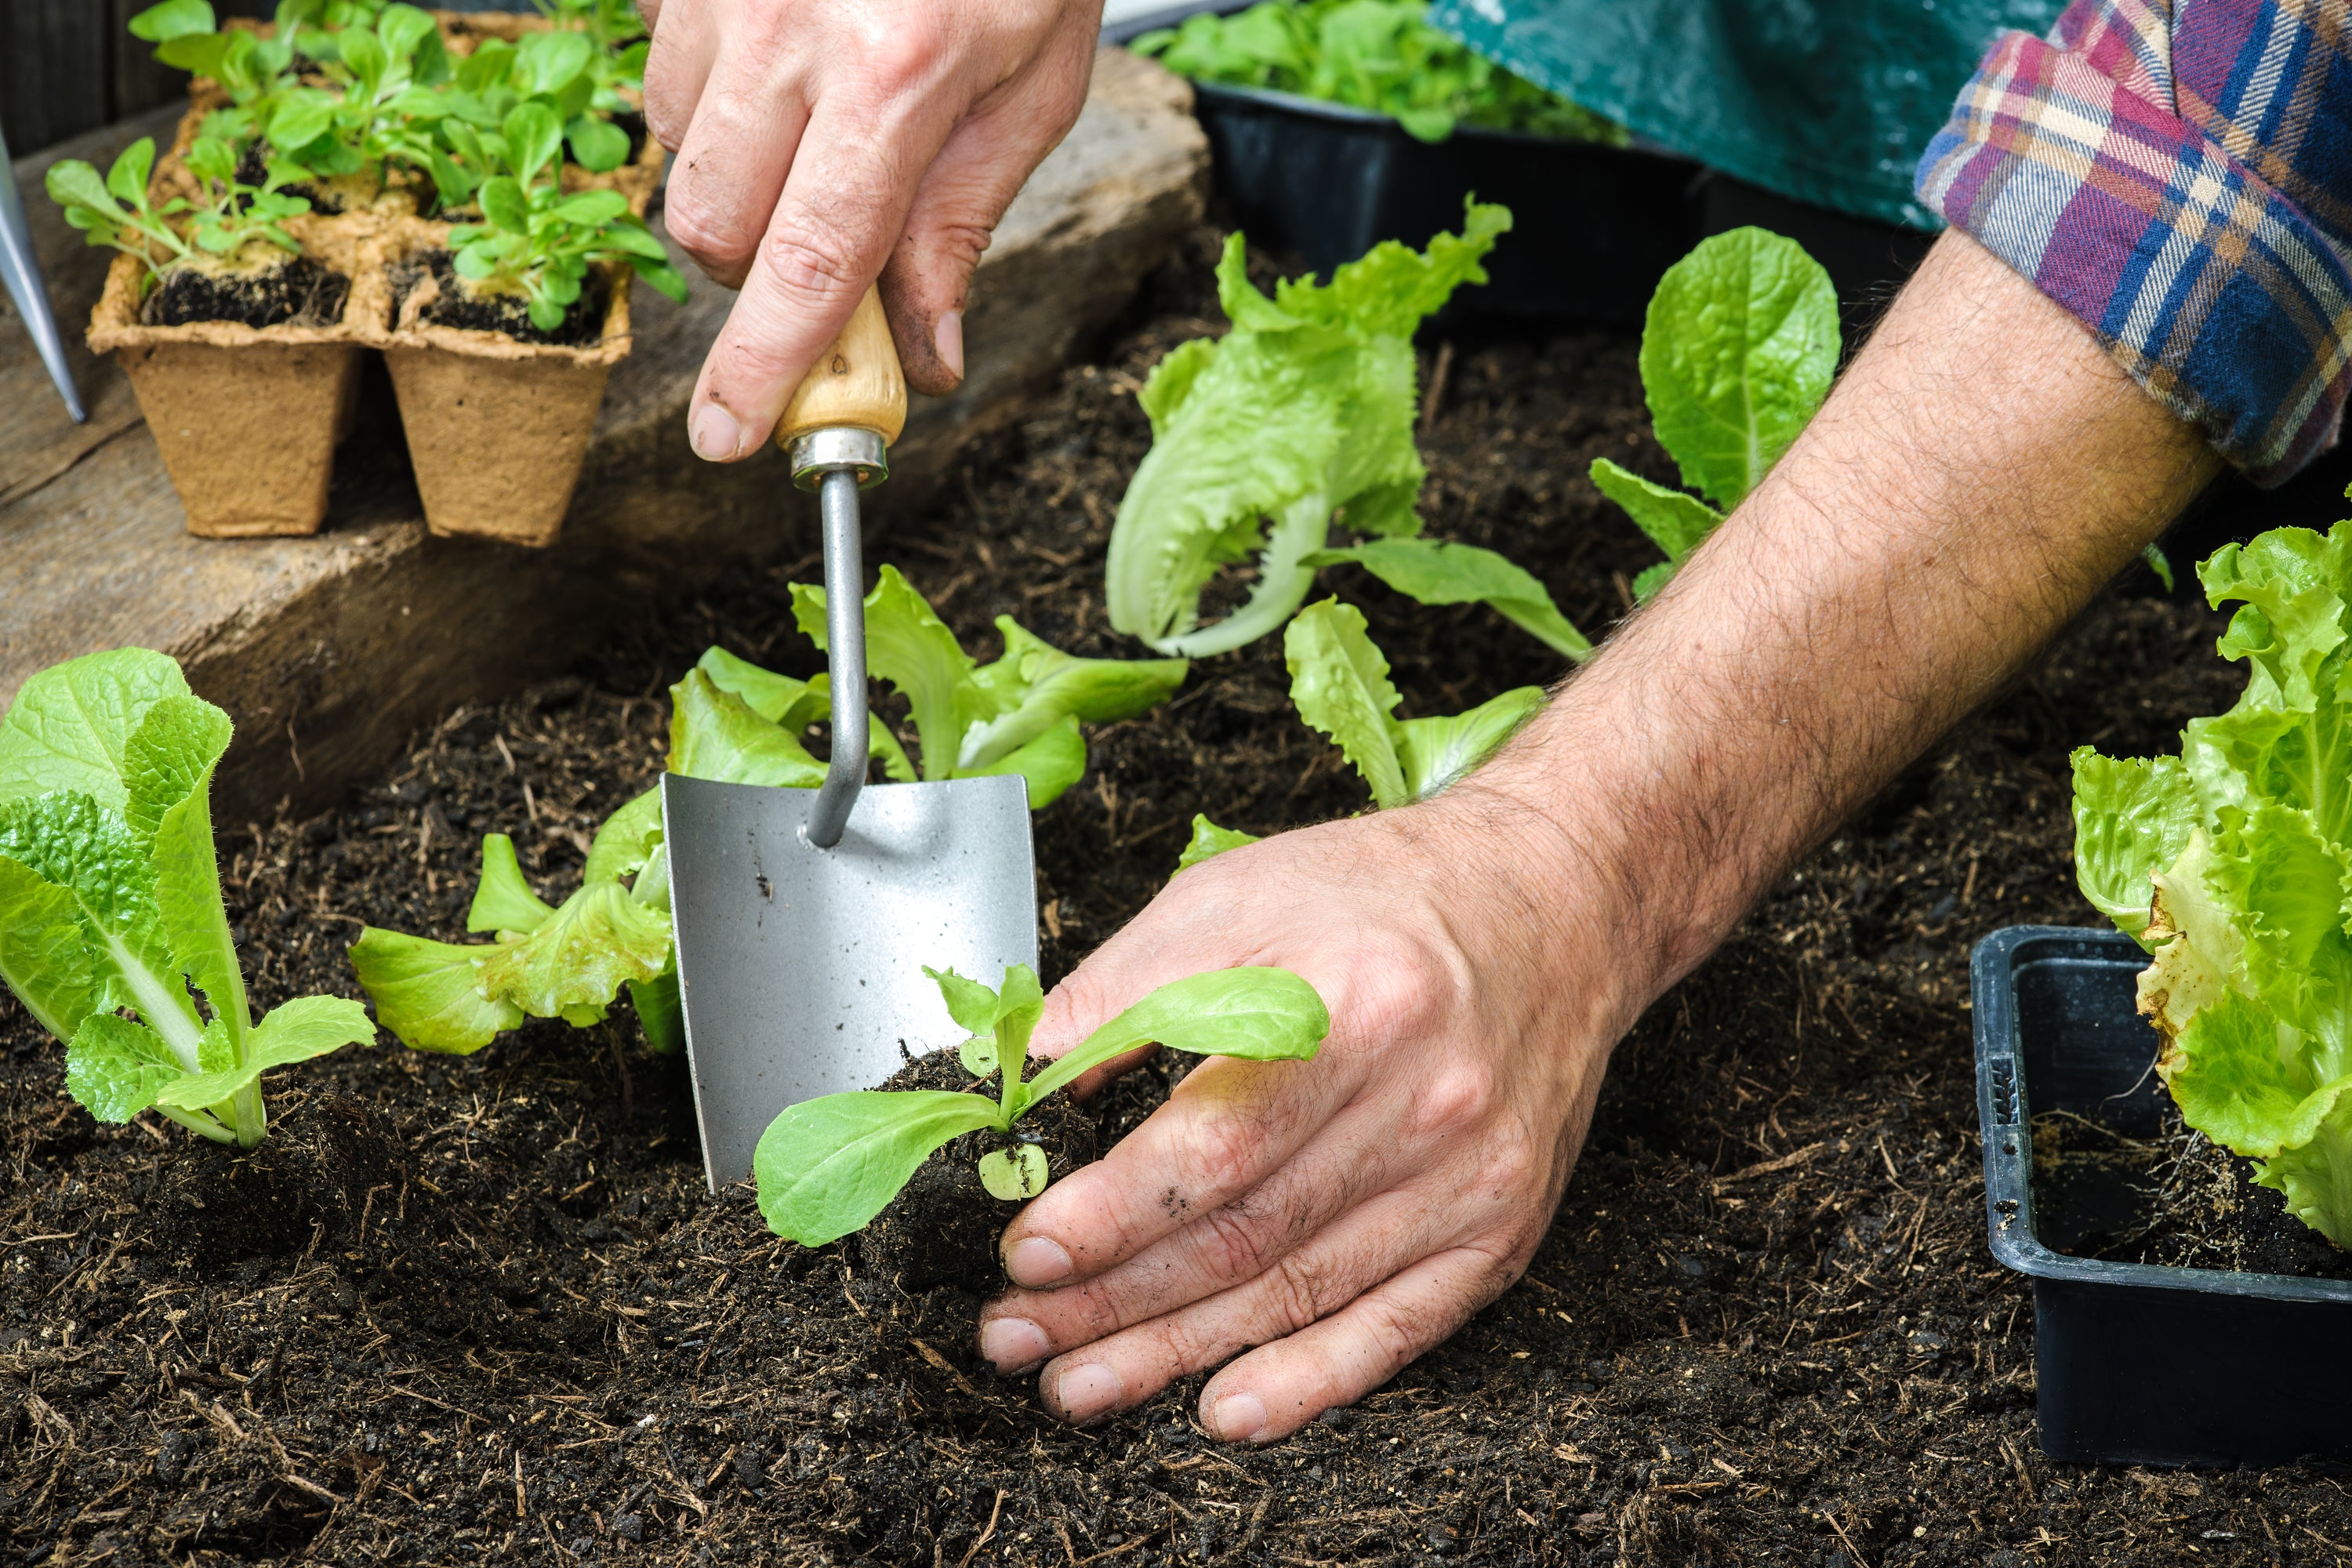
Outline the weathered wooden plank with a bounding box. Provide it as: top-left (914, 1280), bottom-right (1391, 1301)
top-left (0, 49), bottom-right (1207, 821)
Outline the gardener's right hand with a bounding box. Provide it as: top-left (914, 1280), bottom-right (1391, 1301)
top-left (638, 0), bottom-right (1103, 459)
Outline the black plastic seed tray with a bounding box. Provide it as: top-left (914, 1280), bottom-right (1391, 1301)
top-left (1975, 925), bottom-right (2352, 1468)
top-left (1189, 81), bottom-right (1702, 330)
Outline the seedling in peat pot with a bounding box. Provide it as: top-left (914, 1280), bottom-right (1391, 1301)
top-left (46, 137), bottom-right (310, 298)
top-left (755, 964), bottom-right (1330, 1245)
top-left (0, 649), bottom-right (375, 1147)
top-left (441, 103), bottom-right (685, 332)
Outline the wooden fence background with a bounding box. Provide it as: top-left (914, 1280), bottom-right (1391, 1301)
top-left (3, 0), bottom-right (517, 155)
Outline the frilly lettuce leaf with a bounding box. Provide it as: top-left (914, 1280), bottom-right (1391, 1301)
top-left (2074, 519), bottom-right (2352, 1245)
top-left (1107, 201), bottom-right (1510, 656)
top-left (1283, 598), bottom-right (1537, 811)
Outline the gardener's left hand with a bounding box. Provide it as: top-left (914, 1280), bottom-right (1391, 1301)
top-left (638, 0), bottom-right (1103, 459)
top-left (973, 789), bottom-right (1635, 1443)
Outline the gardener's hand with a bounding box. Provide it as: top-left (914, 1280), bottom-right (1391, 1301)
top-left (975, 794), bottom-right (1639, 1443)
top-left (638, 0), bottom-right (1102, 459)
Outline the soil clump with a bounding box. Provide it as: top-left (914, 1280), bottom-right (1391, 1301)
top-left (860, 1051), bottom-right (1103, 1294)
top-left (392, 250), bottom-right (608, 346)
top-left (0, 224), bottom-right (2328, 1565)
top-left (143, 255), bottom-right (350, 329)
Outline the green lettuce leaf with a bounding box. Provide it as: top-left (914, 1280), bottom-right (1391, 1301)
top-left (0, 855), bottom-right (101, 1043)
top-left (667, 670), bottom-right (828, 787)
top-left (153, 995), bottom-right (375, 1112)
top-left (64, 1012), bottom-right (186, 1123)
top-left (470, 881), bottom-right (673, 1026)
top-left (1106, 202), bottom-right (1509, 655)
top-left (1396, 687), bottom-right (1544, 800)
top-left (754, 1089), bottom-right (1002, 1246)
top-left (1590, 228), bottom-right (1836, 601)
top-left (1286, 599), bottom-right (1409, 808)
top-left (2069, 748), bottom-right (2197, 945)
top-left (959, 619), bottom-right (1189, 768)
top-left (1639, 227), bottom-right (1838, 512)
top-left (793, 566), bottom-right (988, 782)
top-left (349, 927), bottom-right (526, 1054)
top-left (960, 713), bottom-right (1085, 808)
top-left (581, 786), bottom-right (662, 885)
top-left (466, 833), bottom-right (557, 935)
top-left (1020, 966), bottom-right (1329, 1108)
top-left (1304, 538), bottom-right (1590, 660)
top-left (0, 646), bottom-right (191, 808)
top-left (1176, 815), bottom-right (1261, 873)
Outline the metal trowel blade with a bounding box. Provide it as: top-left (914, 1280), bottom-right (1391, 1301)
top-left (662, 771), bottom-right (1038, 1192)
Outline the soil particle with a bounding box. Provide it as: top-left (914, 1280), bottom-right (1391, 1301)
top-left (143, 254), bottom-right (350, 329)
top-left (391, 249), bottom-right (609, 347)
top-left (0, 223), bottom-right (2335, 1565)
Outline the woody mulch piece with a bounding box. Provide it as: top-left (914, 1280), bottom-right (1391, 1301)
top-left (1, 227), bottom-right (2329, 1566)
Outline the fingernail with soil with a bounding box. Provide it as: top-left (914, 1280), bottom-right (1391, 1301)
top-left (1210, 1393), bottom-right (1268, 1443)
top-left (1006, 1236), bottom-right (1071, 1287)
top-left (978, 1316), bottom-right (1047, 1372)
top-left (1054, 1362), bottom-right (1123, 1422)
top-left (689, 401), bottom-right (740, 461)
top-left (935, 310), bottom-right (964, 382)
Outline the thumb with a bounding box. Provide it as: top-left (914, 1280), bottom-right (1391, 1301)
top-left (880, 45), bottom-right (1092, 396)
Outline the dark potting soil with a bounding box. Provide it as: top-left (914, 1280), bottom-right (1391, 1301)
top-left (2, 224), bottom-right (2329, 1565)
top-left (142, 256), bottom-right (351, 330)
top-left (2036, 1108), bottom-right (2352, 1280)
top-left (393, 250), bottom-right (610, 347)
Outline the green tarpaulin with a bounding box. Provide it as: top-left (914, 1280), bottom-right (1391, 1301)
top-left (1429, 0), bottom-right (2062, 227)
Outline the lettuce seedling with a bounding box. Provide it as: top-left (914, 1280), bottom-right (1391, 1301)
top-left (1180, 597), bottom-right (1540, 872)
top-left (350, 579), bottom-right (1182, 1058)
top-left (1105, 200), bottom-right (1509, 656)
top-left (442, 102), bottom-right (685, 331)
top-left (1134, 0), bottom-right (1623, 144)
top-left (2072, 521), bottom-right (2352, 1246)
top-left (1587, 227), bottom-right (1838, 604)
top-left (46, 136), bottom-right (314, 299)
top-left (754, 963), bottom-right (1330, 1245)
top-left (440, 30), bottom-right (635, 176)
top-left (0, 650), bottom-right (374, 1147)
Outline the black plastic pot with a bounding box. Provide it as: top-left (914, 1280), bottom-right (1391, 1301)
top-left (1973, 925), bottom-right (2352, 1468)
top-left (1189, 80), bottom-right (1702, 330)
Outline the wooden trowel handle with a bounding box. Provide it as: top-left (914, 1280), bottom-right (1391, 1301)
top-left (775, 285), bottom-right (907, 448)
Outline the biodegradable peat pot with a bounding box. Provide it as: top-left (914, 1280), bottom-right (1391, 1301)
top-left (376, 227), bottom-right (632, 548)
top-left (1973, 925), bottom-right (2352, 1468)
top-left (1189, 80), bottom-right (1700, 330)
top-left (85, 216), bottom-right (386, 539)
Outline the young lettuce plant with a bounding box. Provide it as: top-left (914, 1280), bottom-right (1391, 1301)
top-left (1301, 536), bottom-right (1590, 662)
top-left (0, 650), bottom-right (375, 1148)
top-left (441, 30), bottom-right (635, 177)
top-left (45, 136), bottom-right (307, 297)
top-left (1105, 199), bottom-right (1509, 656)
top-left (442, 102), bottom-right (685, 332)
top-left (754, 963), bottom-right (1330, 1245)
top-left (1180, 597), bottom-right (1541, 870)
top-left (2071, 521), bottom-right (2352, 1246)
top-left (1587, 227), bottom-right (1838, 604)
top-left (350, 582), bottom-right (1182, 1058)
top-left (129, 2), bottom-right (303, 154)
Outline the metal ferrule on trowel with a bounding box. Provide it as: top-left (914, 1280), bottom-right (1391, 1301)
top-left (663, 288), bottom-right (1040, 1192)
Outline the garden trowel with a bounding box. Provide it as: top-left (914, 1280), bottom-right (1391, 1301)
top-left (664, 286), bottom-right (1038, 1192)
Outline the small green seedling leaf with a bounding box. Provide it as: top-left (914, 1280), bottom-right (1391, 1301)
top-left (1022, 966), bottom-right (1330, 1109)
top-left (978, 1143), bottom-right (1050, 1200)
top-left (1284, 599), bottom-right (1407, 809)
top-left (756, 1091), bottom-right (1001, 1246)
top-left (1304, 537), bottom-right (1590, 661)
top-left (466, 833), bottom-right (557, 934)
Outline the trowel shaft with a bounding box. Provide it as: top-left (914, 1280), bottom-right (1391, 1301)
top-left (809, 470), bottom-right (868, 848)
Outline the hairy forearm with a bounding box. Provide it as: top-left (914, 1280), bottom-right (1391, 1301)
top-left (1473, 232), bottom-right (2219, 1019)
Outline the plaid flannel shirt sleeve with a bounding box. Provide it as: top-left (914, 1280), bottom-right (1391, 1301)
top-left (1915, 0), bottom-right (2352, 485)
